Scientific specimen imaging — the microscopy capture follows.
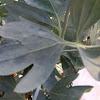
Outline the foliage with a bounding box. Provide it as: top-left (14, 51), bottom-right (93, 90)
top-left (0, 0), bottom-right (100, 100)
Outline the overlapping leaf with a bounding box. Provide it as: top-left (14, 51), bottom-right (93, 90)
top-left (0, 19), bottom-right (65, 93)
top-left (51, 86), bottom-right (92, 100)
top-left (24, 0), bottom-right (70, 17)
top-left (6, 2), bottom-right (54, 27)
top-left (43, 68), bottom-right (61, 91)
top-left (0, 75), bottom-right (15, 92)
top-left (78, 45), bottom-right (100, 80)
top-left (0, 75), bottom-right (25, 100)
top-left (50, 74), bottom-right (92, 100)
top-left (0, 0), bottom-right (13, 3)
top-left (0, 92), bottom-right (25, 100)
top-left (36, 91), bottom-right (47, 100)
top-left (70, 0), bottom-right (100, 37)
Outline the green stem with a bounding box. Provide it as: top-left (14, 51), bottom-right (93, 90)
top-left (49, 0), bottom-right (62, 37)
top-left (61, 1), bottom-right (71, 39)
top-left (76, 27), bottom-right (80, 43)
top-left (55, 13), bottom-right (62, 37)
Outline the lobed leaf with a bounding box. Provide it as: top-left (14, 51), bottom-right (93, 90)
top-left (0, 19), bottom-right (65, 93)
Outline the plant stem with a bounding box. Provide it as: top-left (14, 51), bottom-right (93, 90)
top-left (76, 27), bottom-right (80, 43)
top-left (61, 0), bottom-right (71, 39)
top-left (61, 11), bottom-right (70, 39)
top-left (56, 14), bottom-right (62, 37)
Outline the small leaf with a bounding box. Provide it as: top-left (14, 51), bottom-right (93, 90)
top-left (78, 45), bottom-right (100, 80)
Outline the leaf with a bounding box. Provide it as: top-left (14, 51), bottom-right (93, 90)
top-left (51, 86), bottom-right (93, 100)
top-left (6, 2), bottom-right (54, 27)
top-left (0, 92), bottom-right (25, 100)
top-left (66, 52), bottom-right (84, 70)
top-left (78, 45), bottom-right (100, 80)
top-left (0, 0), bottom-right (13, 3)
top-left (0, 75), bottom-right (16, 92)
top-left (51, 74), bottom-right (78, 90)
top-left (36, 91), bottom-right (47, 100)
top-left (24, 0), bottom-right (70, 17)
top-left (43, 68), bottom-right (61, 91)
top-left (0, 74), bottom-right (25, 100)
top-left (70, 0), bottom-right (100, 37)
top-left (0, 6), bottom-right (7, 14)
top-left (0, 19), bottom-right (65, 93)
top-left (5, 12), bottom-right (20, 23)
top-left (50, 74), bottom-right (92, 100)
top-left (64, 26), bottom-right (76, 42)
top-left (0, 18), bottom-right (60, 42)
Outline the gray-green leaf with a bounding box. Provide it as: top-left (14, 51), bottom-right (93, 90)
top-left (0, 19), bottom-right (65, 93)
top-left (70, 0), bottom-right (100, 37)
top-left (51, 86), bottom-right (92, 100)
top-left (24, 0), bottom-right (70, 17)
top-left (78, 45), bottom-right (100, 80)
top-left (6, 2), bottom-right (54, 27)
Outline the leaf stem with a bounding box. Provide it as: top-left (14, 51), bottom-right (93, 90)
top-left (49, 0), bottom-right (62, 37)
top-left (61, 0), bottom-right (71, 39)
top-left (56, 15), bottom-right (62, 37)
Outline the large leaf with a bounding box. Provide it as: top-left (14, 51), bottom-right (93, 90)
top-left (78, 45), bottom-right (100, 80)
top-left (6, 2), bottom-right (54, 27)
top-left (0, 19), bottom-right (65, 93)
top-left (24, 0), bottom-right (70, 17)
top-left (51, 86), bottom-right (92, 100)
top-left (70, 0), bottom-right (100, 37)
